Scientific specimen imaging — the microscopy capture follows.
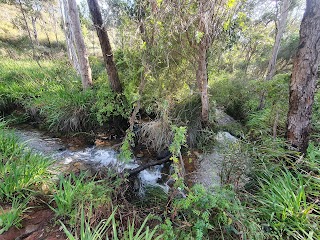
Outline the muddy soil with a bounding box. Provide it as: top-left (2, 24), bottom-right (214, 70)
top-left (1, 206), bottom-right (66, 240)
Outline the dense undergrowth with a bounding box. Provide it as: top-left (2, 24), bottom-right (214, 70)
top-left (0, 58), bottom-right (131, 133)
top-left (1, 52), bottom-right (320, 240)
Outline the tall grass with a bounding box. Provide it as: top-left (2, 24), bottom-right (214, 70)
top-left (0, 120), bottom-right (53, 234)
top-left (0, 197), bottom-right (31, 234)
top-left (256, 169), bottom-right (318, 239)
top-left (60, 207), bottom-right (163, 240)
top-left (0, 121), bottom-right (53, 201)
top-left (51, 172), bottom-right (112, 224)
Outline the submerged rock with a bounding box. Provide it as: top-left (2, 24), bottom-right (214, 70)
top-left (193, 131), bottom-right (249, 190)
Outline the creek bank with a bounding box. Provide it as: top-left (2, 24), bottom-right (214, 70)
top-left (13, 125), bottom-right (172, 194)
top-left (1, 207), bottom-right (65, 240)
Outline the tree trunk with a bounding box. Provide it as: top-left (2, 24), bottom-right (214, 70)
top-left (286, 0), bottom-right (320, 153)
top-left (31, 16), bottom-right (39, 46)
top-left (258, 0), bottom-right (290, 110)
top-left (17, 0), bottom-right (37, 61)
top-left (67, 0), bottom-right (93, 89)
top-left (86, 0), bottom-right (122, 93)
top-left (196, 45), bottom-right (209, 125)
top-left (60, 0), bottom-right (80, 74)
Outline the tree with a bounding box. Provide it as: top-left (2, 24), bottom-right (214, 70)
top-left (258, 0), bottom-right (292, 110)
top-left (286, 0), bottom-right (320, 152)
top-left (86, 0), bottom-right (122, 93)
top-left (185, 0), bottom-right (241, 125)
top-left (16, 0), bottom-right (37, 60)
top-left (67, 0), bottom-right (93, 89)
top-left (60, 0), bottom-right (81, 74)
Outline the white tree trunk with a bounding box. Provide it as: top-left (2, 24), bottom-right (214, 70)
top-left (265, 0), bottom-right (291, 81)
top-left (67, 0), bottom-right (93, 89)
top-left (60, 0), bottom-right (80, 75)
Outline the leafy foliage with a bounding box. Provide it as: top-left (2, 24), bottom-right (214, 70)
top-left (166, 184), bottom-right (264, 240)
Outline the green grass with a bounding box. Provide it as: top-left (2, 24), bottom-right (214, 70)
top-left (0, 58), bottom-right (131, 132)
top-left (255, 169), bottom-right (318, 239)
top-left (0, 120), bottom-right (53, 234)
top-left (60, 207), bottom-right (163, 240)
top-left (0, 122), bottom-right (53, 202)
top-left (51, 172), bottom-right (114, 225)
top-left (0, 197), bottom-right (31, 234)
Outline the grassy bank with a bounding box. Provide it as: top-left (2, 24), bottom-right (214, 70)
top-left (1, 56), bottom-right (320, 239)
top-left (1, 118), bottom-right (319, 239)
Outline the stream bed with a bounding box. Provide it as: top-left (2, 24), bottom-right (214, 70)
top-left (13, 126), bottom-right (169, 194)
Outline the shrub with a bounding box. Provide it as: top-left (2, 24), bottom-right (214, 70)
top-left (168, 184), bottom-right (264, 240)
top-left (28, 86), bottom-right (96, 132)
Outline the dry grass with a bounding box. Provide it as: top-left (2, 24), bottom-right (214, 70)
top-left (138, 119), bottom-right (173, 153)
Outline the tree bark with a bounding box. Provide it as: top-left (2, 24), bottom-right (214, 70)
top-left (286, 0), bottom-right (320, 153)
top-left (86, 0), bottom-right (122, 93)
top-left (67, 0), bottom-right (93, 90)
top-left (258, 0), bottom-right (291, 110)
top-left (60, 0), bottom-right (81, 74)
top-left (196, 44), bottom-right (209, 125)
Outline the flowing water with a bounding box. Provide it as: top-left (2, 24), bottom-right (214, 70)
top-left (14, 126), bottom-right (169, 194)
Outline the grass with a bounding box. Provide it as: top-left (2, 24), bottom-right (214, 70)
top-left (0, 120), bottom-right (53, 234)
top-left (0, 197), bottom-right (30, 234)
top-left (255, 169), bottom-right (318, 239)
top-left (0, 122), bottom-right (53, 202)
top-left (60, 207), bottom-right (163, 240)
top-left (0, 58), bottom-right (132, 132)
top-left (51, 172), bottom-right (115, 225)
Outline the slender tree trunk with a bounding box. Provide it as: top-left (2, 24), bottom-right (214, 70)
top-left (50, 3), bottom-right (59, 45)
top-left (60, 0), bottom-right (80, 74)
top-left (286, 0), bottom-right (320, 153)
top-left (196, 45), bottom-right (209, 125)
top-left (67, 0), bottom-right (93, 89)
top-left (258, 0), bottom-right (290, 110)
top-left (18, 0), bottom-right (37, 61)
top-left (86, 0), bottom-right (122, 93)
top-left (61, 0), bottom-right (79, 73)
top-left (31, 16), bottom-right (39, 46)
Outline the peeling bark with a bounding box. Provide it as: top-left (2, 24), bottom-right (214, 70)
top-left (286, 0), bottom-right (320, 152)
top-left (67, 0), bottom-right (93, 90)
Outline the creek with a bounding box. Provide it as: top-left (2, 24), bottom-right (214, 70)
top-left (13, 125), bottom-right (170, 195)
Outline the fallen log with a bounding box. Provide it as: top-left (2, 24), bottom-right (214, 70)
top-left (127, 154), bottom-right (172, 176)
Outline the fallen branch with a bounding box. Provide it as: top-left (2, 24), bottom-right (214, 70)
top-left (127, 154), bottom-right (172, 176)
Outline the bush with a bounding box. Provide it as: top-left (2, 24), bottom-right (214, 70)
top-left (209, 72), bottom-right (251, 121)
top-left (166, 184), bottom-right (264, 240)
top-left (28, 86), bottom-right (97, 132)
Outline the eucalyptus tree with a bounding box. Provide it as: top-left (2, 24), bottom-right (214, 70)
top-left (64, 0), bottom-right (93, 89)
top-left (258, 0), bottom-right (294, 109)
top-left (286, 0), bottom-right (320, 152)
top-left (153, 0), bottom-right (243, 125)
top-left (86, 0), bottom-right (122, 93)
